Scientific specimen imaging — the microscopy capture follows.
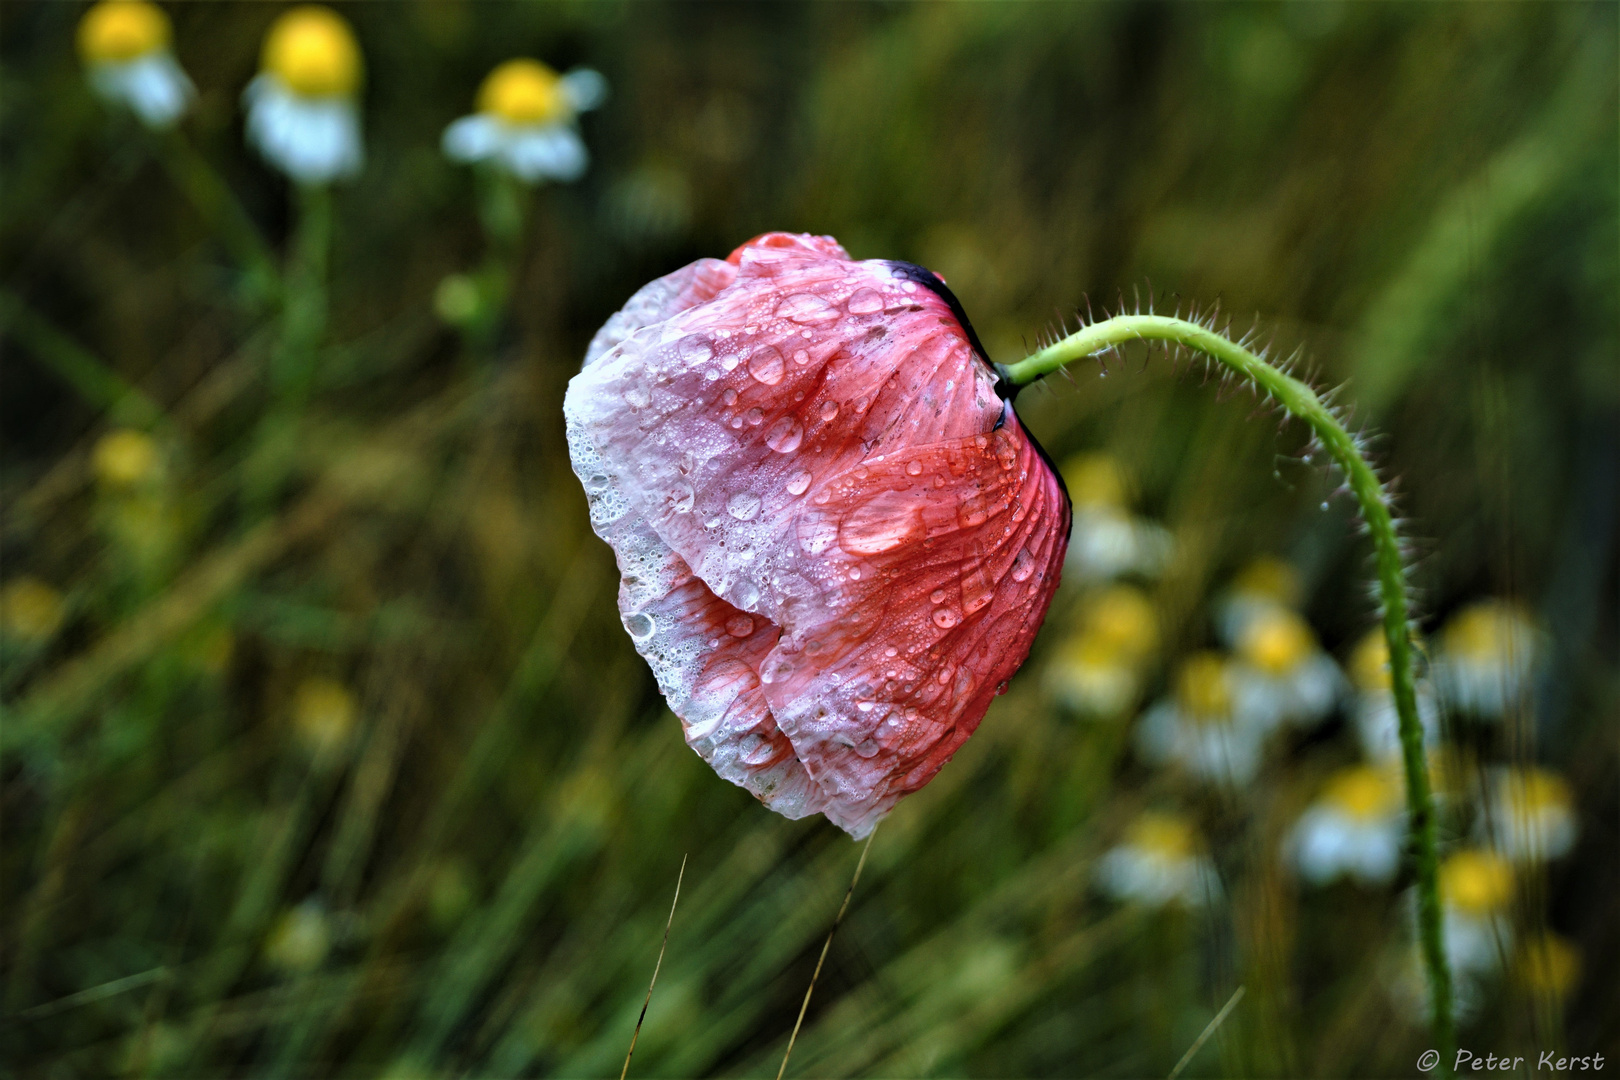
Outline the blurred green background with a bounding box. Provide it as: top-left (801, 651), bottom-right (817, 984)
top-left (2, 2), bottom-right (1616, 1076)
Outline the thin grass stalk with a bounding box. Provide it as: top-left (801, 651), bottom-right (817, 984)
top-left (1001, 313), bottom-right (1454, 1072)
top-left (620, 854), bottom-right (686, 1080)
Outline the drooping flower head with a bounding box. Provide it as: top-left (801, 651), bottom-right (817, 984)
top-left (565, 233), bottom-right (1070, 837)
top-left (244, 6), bottom-right (364, 184)
top-left (77, 0), bottom-right (194, 129)
top-left (443, 59), bottom-right (606, 184)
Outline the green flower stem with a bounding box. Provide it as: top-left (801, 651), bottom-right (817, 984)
top-left (275, 184), bottom-right (333, 406)
top-left (154, 131), bottom-right (282, 309)
top-left (1002, 314), bottom-right (1454, 1069)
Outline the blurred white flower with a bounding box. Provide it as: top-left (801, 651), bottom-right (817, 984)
top-left (1479, 766), bottom-right (1577, 864)
top-left (1288, 764), bottom-right (1404, 886)
top-left (78, 0), bottom-right (194, 129)
top-left (1045, 585), bottom-right (1158, 717)
top-left (244, 6), bottom-right (364, 185)
top-left (1436, 849), bottom-right (1515, 977)
top-left (1214, 556), bottom-right (1302, 648)
top-left (1433, 600), bottom-right (1540, 719)
top-left (443, 59), bottom-right (606, 184)
top-left (1061, 454), bottom-right (1172, 581)
top-left (1136, 652), bottom-right (1265, 786)
top-left (1096, 811), bottom-right (1222, 907)
top-left (1231, 606), bottom-right (1343, 731)
top-left (1348, 629), bottom-right (1441, 761)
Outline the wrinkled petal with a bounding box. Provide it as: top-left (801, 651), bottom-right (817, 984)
top-left (567, 233), bottom-right (1069, 836)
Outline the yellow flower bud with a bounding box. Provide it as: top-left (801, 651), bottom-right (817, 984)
top-left (78, 0), bottom-right (170, 64)
top-left (1439, 849), bottom-right (1514, 915)
top-left (477, 59), bottom-right (566, 125)
top-left (261, 6), bottom-right (362, 97)
top-left (93, 428), bottom-right (160, 488)
top-left (1, 577), bottom-right (65, 642)
top-left (1176, 652), bottom-right (1232, 720)
top-left (1062, 452), bottom-right (1128, 509)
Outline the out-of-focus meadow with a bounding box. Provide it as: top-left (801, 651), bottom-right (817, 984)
top-left (2, 2), bottom-right (1616, 1076)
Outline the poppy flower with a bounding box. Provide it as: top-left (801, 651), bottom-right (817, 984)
top-left (565, 232), bottom-right (1070, 837)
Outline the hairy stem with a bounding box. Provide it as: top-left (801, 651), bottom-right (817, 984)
top-left (1002, 314), bottom-right (1454, 1068)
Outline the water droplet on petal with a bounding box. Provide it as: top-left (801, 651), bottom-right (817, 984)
top-left (819, 400), bottom-right (840, 422)
top-left (585, 473), bottom-right (612, 492)
top-left (931, 588), bottom-right (947, 604)
top-left (848, 287), bottom-right (884, 315)
top-left (852, 737), bottom-right (881, 758)
top-left (839, 490), bottom-right (923, 555)
top-left (1011, 547), bottom-right (1035, 582)
top-left (738, 733), bottom-right (775, 765)
top-left (679, 336), bottom-right (713, 364)
top-left (786, 469), bottom-right (813, 496)
top-left (748, 346), bottom-right (786, 385)
top-left (764, 416), bottom-right (804, 453)
top-left (624, 385), bottom-right (651, 408)
top-left (776, 293), bottom-right (839, 323)
top-left (722, 388), bottom-right (738, 406)
top-left (725, 614), bottom-right (755, 638)
top-left (623, 612), bottom-right (655, 640)
top-left (733, 579), bottom-right (761, 608)
top-left (932, 608), bottom-right (960, 629)
top-left (746, 407), bottom-right (764, 426)
top-left (905, 460), bottom-right (923, 476)
top-left (727, 491), bottom-right (762, 520)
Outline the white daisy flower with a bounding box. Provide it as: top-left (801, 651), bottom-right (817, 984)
top-left (243, 6), bottom-right (364, 185)
top-left (1136, 652), bottom-right (1265, 786)
top-left (1288, 764), bottom-right (1405, 887)
top-left (1231, 606), bottom-right (1344, 731)
top-left (1479, 766), bottom-right (1577, 864)
top-left (77, 1), bottom-right (194, 130)
top-left (1061, 454), bottom-right (1172, 581)
top-left (1436, 848), bottom-right (1516, 977)
top-left (1096, 812), bottom-right (1223, 908)
top-left (442, 59), bottom-right (606, 184)
top-left (1348, 629), bottom-right (1442, 762)
top-left (1046, 585), bottom-right (1158, 717)
top-left (1433, 600), bottom-right (1540, 719)
top-left (1214, 556), bottom-right (1303, 648)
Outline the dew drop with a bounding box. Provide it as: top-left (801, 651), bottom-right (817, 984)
top-left (623, 612), bottom-right (655, 640)
top-left (848, 287), bottom-right (884, 315)
top-left (819, 400), bottom-right (840, 422)
top-left (746, 407), bottom-right (764, 426)
top-left (624, 385), bottom-right (651, 409)
top-left (748, 346), bottom-right (786, 385)
top-left (722, 388), bottom-right (738, 406)
top-left (905, 460), bottom-right (923, 476)
top-left (765, 416), bottom-right (804, 453)
top-left (727, 491), bottom-right (762, 520)
top-left (760, 655), bottom-right (794, 684)
top-left (1011, 547), bottom-right (1036, 582)
top-left (584, 473), bottom-right (611, 492)
top-left (932, 608), bottom-right (960, 629)
top-left (725, 614), bottom-right (755, 638)
top-left (793, 349), bottom-right (811, 366)
top-left (852, 737), bottom-right (881, 759)
top-left (679, 336), bottom-right (713, 364)
top-left (839, 489), bottom-right (923, 555)
top-left (885, 646), bottom-right (899, 658)
top-left (786, 469), bottom-right (813, 496)
top-left (931, 588), bottom-right (947, 604)
top-left (848, 566), bottom-right (862, 580)
top-left (733, 579), bottom-right (761, 608)
top-left (738, 733), bottom-right (775, 765)
top-left (1321, 501), bottom-right (1330, 511)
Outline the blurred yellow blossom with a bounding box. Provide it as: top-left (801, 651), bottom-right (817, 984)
top-left (1482, 766), bottom-right (1577, 864)
top-left (1232, 607), bottom-right (1343, 730)
top-left (77, 1), bottom-right (193, 128)
top-left (293, 676), bottom-right (358, 756)
top-left (93, 428), bottom-right (160, 489)
top-left (1096, 811), bottom-right (1222, 907)
top-left (1137, 652), bottom-right (1265, 786)
top-left (1514, 932), bottom-right (1580, 1001)
top-left (1, 577), bottom-right (66, 643)
top-left (1434, 600), bottom-right (1540, 719)
top-left (245, 6), bottom-right (363, 184)
top-left (1289, 764), bottom-right (1404, 886)
top-left (443, 59), bottom-right (606, 184)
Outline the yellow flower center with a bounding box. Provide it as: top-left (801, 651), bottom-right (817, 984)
top-left (1, 577), bottom-right (65, 642)
top-left (1515, 933), bottom-right (1580, 998)
top-left (1086, 585), bottom-right (1157, 658)
top-left (1230, 556), bottom-right (1302, 608)
top-left (478, 59), bottom-right (567, 125)
top-left (1445, 601), bottom-right (1531, 663)
top-left (93, 429), bottom-right (159, 488)
top-left (1240, 608), bottom-right (1314, 675)
top-left (1127, 812), bottom-right (1196, 859)
top-left (78, 0), bottom-right (170, 64)
top-left (1062, 453), bottom-right (1128, 509)
top-left (1322, 765), bottom-right (1398, 820)
top-left (293, 676), bottom-right (358, 752)
top-left (1504, 768), bottom-right (1571, 816)
top-left (261, 6), bottom-right (362, 97)
top-left (1440, 850), bottom-right (1514, 915)
top-left (1176, 652), bottom-right (1232, 720)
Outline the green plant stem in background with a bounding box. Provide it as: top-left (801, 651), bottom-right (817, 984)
top-left (154, 131), bottom-right (282, 310)
top-left (0, 291), bottom-right (166, 432)
top-left (1002, 314), bottom-right (1455, 1073)
top-left (277, 184), bottom-right (333, 405)
top-left (443, 168), bottom-right (532, 356)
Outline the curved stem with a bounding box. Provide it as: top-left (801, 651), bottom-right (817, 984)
top-left (1003, 314), bottom-right (1453, 1068)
